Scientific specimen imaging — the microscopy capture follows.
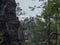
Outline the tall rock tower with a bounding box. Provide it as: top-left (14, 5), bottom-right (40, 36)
top-left (0, 0), bottom-right (24, 45)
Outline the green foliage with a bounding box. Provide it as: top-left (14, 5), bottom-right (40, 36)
top-left (23, 0), bottom-right (60, 45)
top-left (41, 0), bottom-right (60, 45)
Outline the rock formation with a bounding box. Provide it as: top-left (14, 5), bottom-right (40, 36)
top-left (0, 0), bottom-right (24, 45)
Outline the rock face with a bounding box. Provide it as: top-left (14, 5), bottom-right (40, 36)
top-left (0, 0), bottom-right (24, 45)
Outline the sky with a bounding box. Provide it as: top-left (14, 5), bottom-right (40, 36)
top-left (15, 0), bottom-right (47, 20)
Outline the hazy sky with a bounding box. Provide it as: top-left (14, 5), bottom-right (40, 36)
top-left (15, 0), bottom-right (47, 20)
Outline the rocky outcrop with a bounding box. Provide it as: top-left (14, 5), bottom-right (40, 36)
top-left (0, 0), bottom-right (24, 45)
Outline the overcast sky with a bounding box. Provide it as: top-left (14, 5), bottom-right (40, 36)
top-left (15, 0), bottom-right (47, 20)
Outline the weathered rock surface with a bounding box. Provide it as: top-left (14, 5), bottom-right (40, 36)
top-left (0, 0), bottom-right (24, 45)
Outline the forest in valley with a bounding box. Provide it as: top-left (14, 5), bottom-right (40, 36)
top-left (0, 0), bottom-right (60, 45)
